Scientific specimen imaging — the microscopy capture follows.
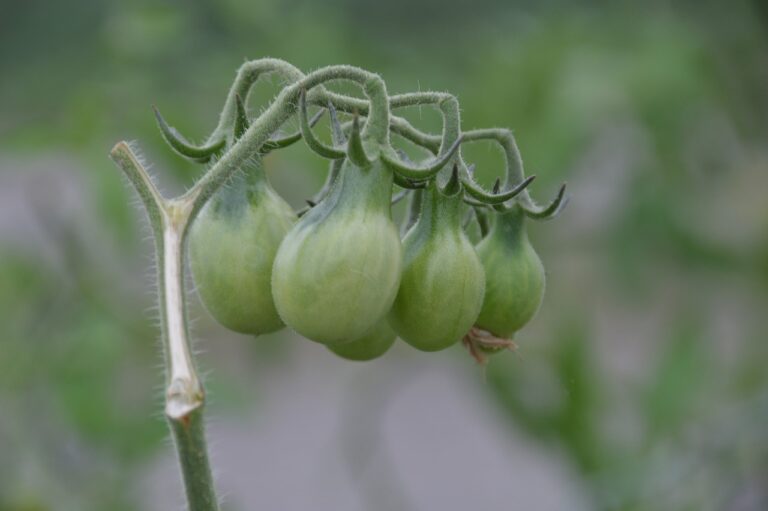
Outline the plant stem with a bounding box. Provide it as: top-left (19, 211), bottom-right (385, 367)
top-left (206, 57), bottom-right (442, 154)
top-left (110, 142), bottom-right (219, 511)
top-left (461, 128), bottom-right (533, 204)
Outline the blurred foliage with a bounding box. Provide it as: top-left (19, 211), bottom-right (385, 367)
top-left (1, 0), bottom-right (767, 510)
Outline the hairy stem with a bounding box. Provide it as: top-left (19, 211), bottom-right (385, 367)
top-left (187, 65), bottom-right (392, 211)
top-left (209, 58), bottom-right (442, 154)
top-left (110, 142), bottom-right (219, 511)
top-left (461, 128), bottom-right (535, 206)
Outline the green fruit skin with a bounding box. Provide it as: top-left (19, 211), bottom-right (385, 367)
top-left (389, 185), bottom-right (485, 352)
top-left (189, 161), bottom-right (296, 335)
top-left (272, 159), bottom-right (402, 345)
top-left (475, 205), bottom-right (545, 339)
top-left (327, 318), bottom-right (397, 361)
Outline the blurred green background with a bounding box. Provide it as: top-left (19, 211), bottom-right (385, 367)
top-left (2, 0), bottom-right (767, 510)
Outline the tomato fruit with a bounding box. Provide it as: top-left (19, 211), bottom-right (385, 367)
top-left (475, 205), bottom-right (545, 338)
top-left (327, 318), bottom-right (397, 361)
top-left (188, 159), bottom-right (296, 335)
top-left (388, 182), bottom-right (485, 351)
top-left (271, 158), bottom-right (402, 345)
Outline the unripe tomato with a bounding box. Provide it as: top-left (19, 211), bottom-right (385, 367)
top-left (327, 318), bottom-right (397, 361)
top-left (388, 183), bottom-right (485, 352)
top-left (188, 159), bottom-right (296, 335)
top-left (271, 159), bottom-right (402, 345)
top-left (475, 205), bottom-right (545, 338)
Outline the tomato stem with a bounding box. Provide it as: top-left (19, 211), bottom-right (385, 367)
top-left (110, 143), bottom-right (220, 511)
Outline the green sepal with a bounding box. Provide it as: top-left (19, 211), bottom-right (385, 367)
top-left (299, 90), bottom-right (345, 159)
top-left (461, 164), bottom-right (536, 205)
top-left (380, 136), bottom-right (463, 180)
top-left (440, 164), bottom-right (462, 196)
top-left (346, 114), bottom-right (373, 168)
top-left (259, 109), bottom-right (325, 154)
top-left (152, 105), bottom-right (225, 162)
top-left (519, 183), bottom-right (569, 220)
top-left (393, 172), bottom-right (428, 190)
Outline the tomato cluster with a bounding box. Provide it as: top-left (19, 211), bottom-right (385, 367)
top-left (155, 63), bottom-right (566, 363)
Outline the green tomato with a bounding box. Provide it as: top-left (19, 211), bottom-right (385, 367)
top-left (189, 159), bottom-right (296, 335)
top-left (388, 183), bottom-right (485, 352)
top-left (327, 318), bottom-right (397, 361)
top-left (271, 159), bottom-right (402, 345)
top-left (475, 205), bottom-right (545, 338)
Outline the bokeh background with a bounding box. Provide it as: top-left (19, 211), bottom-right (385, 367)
top-left (2, 0), bottom-right (767, 510)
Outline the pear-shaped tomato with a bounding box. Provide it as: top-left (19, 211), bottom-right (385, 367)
top-left (188, 158), bottom-right (296, 335)
top-left (271, 158), bottom-right (402, 345)
top-left (327, 318), bottom-right (397, 361)
top-left (388, 182), bottom-right (485, 352)
top-left (475, 205), bottom-right (545, 338)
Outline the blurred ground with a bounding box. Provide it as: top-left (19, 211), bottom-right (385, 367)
top-left (1, 1), bottom-right (767, 510)
top-left (141, 343), bottom-right (588, 511)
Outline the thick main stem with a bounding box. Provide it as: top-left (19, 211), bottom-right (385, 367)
top-left (161, 202), bottom-right (218, 511)
top-left (110, 143), bottom-right (219, 511)
top-left (161, 201), bottom-right (201, 415)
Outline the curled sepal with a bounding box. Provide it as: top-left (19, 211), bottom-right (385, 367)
top-left (299, 90), bottom-right (345, 159)
top-left (233, 94), bottom-right (249, 140)
top-left (152, 105), bottom-right (225, 161)
top-left (392, 171), bottom-right (428, 190)
top-left (392, 151), bottom-right (428, 190)
top-left (260, 109), bottom-right (325, 154)
top-left (461, 164), bottom-right (536, 205)
top-left (462, 197), bottom-right (488, 208)
top-left (347, 114), bottom-right (373, 168)
top-left (380, 136), bottom-right (464, 180)
top-left (520, 182), bottom-right (569, 220)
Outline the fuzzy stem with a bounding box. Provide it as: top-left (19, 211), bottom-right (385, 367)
top-left (208, 58), bottom-right (304, 145)
top-left (186, 65), bottom-right (392, 213)
top-left (110, 142), bottom-right (219, 511)
top-left (461, 128), bottom-right (535, 207)
top-left (210, 58), bottom-right (441, 154)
